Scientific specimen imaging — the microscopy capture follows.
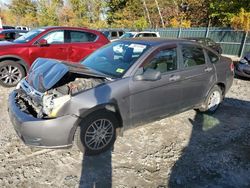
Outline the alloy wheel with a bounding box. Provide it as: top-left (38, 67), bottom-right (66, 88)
top-left (0, 65), bottom-right (22, 85)
top-left (84, 118), bottom-right (114, 151)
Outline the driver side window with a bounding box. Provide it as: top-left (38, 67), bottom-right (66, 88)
top-left (144, 48), bottom-right (177, 73)
top-left (41, 30), bottom-right (64, 44)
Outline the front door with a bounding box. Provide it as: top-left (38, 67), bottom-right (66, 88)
top-left (129, 45), bottom-right (183, 125)
top-left (29, 30), bottom-right (69, 63)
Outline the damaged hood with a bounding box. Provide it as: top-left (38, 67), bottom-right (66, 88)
top-left (26, 58), bottom-right (108, 93)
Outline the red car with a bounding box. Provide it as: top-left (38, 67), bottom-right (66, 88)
top-left (0, 26), bottom-right (109, 87)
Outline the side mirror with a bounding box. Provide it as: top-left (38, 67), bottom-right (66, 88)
top-left (134, 68), bottom-right (161, 81)
top-left (37, 39), bottom-right (48, 47)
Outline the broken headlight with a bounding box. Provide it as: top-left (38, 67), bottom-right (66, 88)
top-left (42, 94), bottom-right (71, 118)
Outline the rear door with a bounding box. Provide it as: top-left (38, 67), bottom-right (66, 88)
top-left (178, 43), bottom-right (216, 109)
top-left (66, 30), bottom-right (100, 63)
top-left (129, 45), bottom-right (183, 124)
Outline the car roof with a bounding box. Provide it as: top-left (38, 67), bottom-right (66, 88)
top-left (137, 31), bottom-right (159, 34)
top-left (125, 31), bottom-right (158, 34)
top-left (118, 38), bottom-right (199, 46)
top-left (38, 26), bottom-right (100, 33)
top-left (125, 32), bottom-right (137, 34)
top-left (100, 29), bottom-right (124, 32)
top-left (183, 37), bottom-right (213, 41)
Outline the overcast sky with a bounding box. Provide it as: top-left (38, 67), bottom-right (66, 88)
top-left (0, 0), bottom-right (10, 7)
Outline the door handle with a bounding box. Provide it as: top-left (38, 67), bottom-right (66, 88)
top-left (169, 75), bottom-right (180, 81)
top-left (204, 67), bottom-right (213, 72)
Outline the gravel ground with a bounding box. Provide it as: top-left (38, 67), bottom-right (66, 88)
top-left (0, 78), bottom-right (249, 188)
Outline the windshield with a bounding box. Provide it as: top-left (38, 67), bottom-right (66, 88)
top-left (120, 33), bottom-right (135, 39)
top-left (14, 28), bottom-right (45, 43)
top-left (81, 41), bottom-right (150, 78)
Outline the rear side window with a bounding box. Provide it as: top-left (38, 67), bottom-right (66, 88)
top-left (181, 45), bottom-right (205, 67)
top-left (207, 50), bottom-right (219, 63)
top-left (70, 31), bottom-right (97, 42)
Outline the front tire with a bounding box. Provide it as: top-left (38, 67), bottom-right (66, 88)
top-left (0, 61), bottom-right (25, 87)
top-left (75, 110), bottom-right (118, 156)
top-left (199, 85), bottom-right (222, 113)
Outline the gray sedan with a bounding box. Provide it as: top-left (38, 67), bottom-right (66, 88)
top-left (8, 38), bottom-right (234, 155)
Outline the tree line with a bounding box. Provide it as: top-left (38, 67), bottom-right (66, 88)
top-left (0, 0), bottom-right (249, 31)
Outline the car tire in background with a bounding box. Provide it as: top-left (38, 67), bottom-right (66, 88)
top-left (0, 60), bottom-right (25, 87)
top-left (199, 85), bottom-right (223, 114)
top-left (75, 110), bottom-right (118, 155)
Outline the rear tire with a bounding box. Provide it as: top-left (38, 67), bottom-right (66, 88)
top-left (199, 85), bottom-right (222, 113)
top-left (0, 60), bottom-right (25, 87)
top-left (75, 110), bottom-right (118, 156)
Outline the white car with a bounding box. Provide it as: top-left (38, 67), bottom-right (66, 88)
top-left (16, 26), bottom-right (30, 31)
top-left (111, 31), bottom-right (160, 42)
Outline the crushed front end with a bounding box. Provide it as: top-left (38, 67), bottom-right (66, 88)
top-left (8, 89), bottom-right (79, 148)
top-left (8, 58), bottom-right (107, 148)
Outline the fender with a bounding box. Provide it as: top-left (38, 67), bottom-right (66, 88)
top-left (0, 55), bottom-right (30, 73)
top-left (78, 102), bottom-right (123, 128)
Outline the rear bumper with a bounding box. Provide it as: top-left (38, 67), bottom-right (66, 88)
top-left (8, 91), bottom-right (79, 148)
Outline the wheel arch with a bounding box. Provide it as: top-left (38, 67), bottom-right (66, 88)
top-left (69, 103), bottom-right (124, 146)
top-left (0, 55), bottom-right (29, 75)
top-left (79, 103), bottom-right (124, 128)
top-left (205, 82), bottom-right (226, 99)
top-left (216, 82), bottom-right (226, 97)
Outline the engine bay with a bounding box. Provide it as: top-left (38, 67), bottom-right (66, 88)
top-left (15, 73), bottom-right (105, 118)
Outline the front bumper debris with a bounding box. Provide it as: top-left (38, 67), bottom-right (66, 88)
top-left (8, 91), bottom-right (79, 148)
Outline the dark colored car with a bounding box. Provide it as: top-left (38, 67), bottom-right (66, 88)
top-left (184, 37), bottom-right (222, 54)
top-left (0, 29), bottom-right (28, 41)
top-left (8, 38), bottom-right (234, 155)
top-left (2, 25), bottom-right (16, 30)
top-left (235, 52), bottom-right (250, 78)
top-left (0, 26), bottom-right (109, 87)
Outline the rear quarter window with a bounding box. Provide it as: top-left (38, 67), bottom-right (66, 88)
top-left (207, 50), bottom-right (219, 63)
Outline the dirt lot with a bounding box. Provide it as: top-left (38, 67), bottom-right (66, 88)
top-left (0, 78), bottom-right (249, 188)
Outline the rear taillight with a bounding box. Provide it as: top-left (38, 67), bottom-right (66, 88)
top-left (0, 34), bottom-right (4, 39)
top-left (230, 62), bottom-right (234, 72)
